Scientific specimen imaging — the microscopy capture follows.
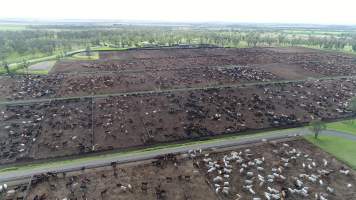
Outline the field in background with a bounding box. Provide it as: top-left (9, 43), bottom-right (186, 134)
top-left (1, 22), bottom-right (356, 75)
top-left (0, 24), bottom-right (27, 31)
top-left (305, 135), bottom-right (356, 169)
top-left (327, 119), bottom-right (356, 135)
top-left (304, 119), bottom-right (356, 169)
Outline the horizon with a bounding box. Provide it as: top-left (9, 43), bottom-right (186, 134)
top-left (1, 18), bottom-right (356, 27)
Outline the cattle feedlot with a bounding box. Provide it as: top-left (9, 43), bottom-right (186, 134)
top-left (0, 46), bottom-right (356, 200)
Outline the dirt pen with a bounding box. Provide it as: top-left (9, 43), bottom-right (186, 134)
top-left (5, 138), bottom-right (355, 200)
top-left (0, 77), bottom-right (356, 165)
top-left (1, 47), bottom-right (356, 165)
top-left (1, 47), bottom-right (356, 101)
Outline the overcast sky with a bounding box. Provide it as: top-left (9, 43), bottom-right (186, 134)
top-left (1, 0), bottom-right (355, 25)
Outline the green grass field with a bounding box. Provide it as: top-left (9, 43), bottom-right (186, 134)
top-left (0, 24), bottom-right (27, 31)
top-left (4, 52), bottom-right (50, 64)
top-left (0, 56), bottom-right (59, 75)
top-left (305, 135), bottom-right (356, 169)
top-left (327, 119), bottom-right (356, 135)
top-left (0, 47), bottom-right (98, 75)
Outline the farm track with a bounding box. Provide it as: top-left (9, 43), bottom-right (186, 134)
top-left (0, 128), bottom-right (354, 184)
top-left (0, 74), bottom-right (355, 106)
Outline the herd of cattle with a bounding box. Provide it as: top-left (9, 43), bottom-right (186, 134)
top-left (0, 77), bottom-right (355, 165)
top-left (0, 47), bottom-right (356, 165)
top-left (1, 47), bottom-right (356, 200)
top-left (54, 48), bottom-right (356, 76)
top-left (53, 47), bottom-right (356, 76)
top-left (0, 66), bottom-right (279, 101)
top-left (2, 139), bottom-right (355, 200)
top-left (200, 139), bottom-right (355, 200)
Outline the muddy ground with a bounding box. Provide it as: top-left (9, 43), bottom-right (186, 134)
top-left (0, 66), bottom-right (279, 101)
top-left (0, 47), bottom-right (356, 165)
top-left (201, 138), bottom-right (356, 200)
top-left (1, 47), bottom-right (355, 101)
top-left (1, 47), bottom-right (356, 101)
top-left (0, 98), bottom-right (93, 165)
top-left (9, 139), bottom-right (355, 200)
top-left (52, 47), bottom-right (356, 77)
top-left (92, 78), bottom-right (356, 152)
top-left (0, 77), bottom-right (355, 165)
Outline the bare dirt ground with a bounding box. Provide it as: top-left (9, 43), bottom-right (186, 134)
top-left (264, 47), bottom-right (323, 53)
top-left (0, 47), bottom-right (356, 166)
top-left (201, 138), bottom-right (356, 200)
top-left (24, 156), bottom-right (216, 200)
top-left (52, 47), bottom-right (356, 77)
top-left (254, 63), bottom-right (322, 80)
top-left (0, 77), bottom-right (355, 165)
top-left (0, 66), bottom-right (279, 101)
top-left (92, 78), bottom-right (356, 152)
top-left (13, 139), bottom-right (355, 200)
top-left (0, 99), bottom-right (93, 165)
top-left (0, 75), bottom-right (63, 101)
top-left (1, 47), bottom-right (356, 101)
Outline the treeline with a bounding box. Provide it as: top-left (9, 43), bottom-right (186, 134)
top-left (1, 25), bottom-right (356, 63)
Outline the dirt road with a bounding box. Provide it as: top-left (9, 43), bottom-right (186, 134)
top-left (1, 128), bottom-right (354, 184)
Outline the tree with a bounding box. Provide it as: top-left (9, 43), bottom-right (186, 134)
top-left (22, 59), bottom-right (29, 76)
top-left (342, 97), bottom-right (356, 135)
top-left (309, 119), bottom-right (326, 139)
top-left (278, 34), bottom-right (286, 46)
top-left (349, 97), bottom-right (356, 119)
top-left (2, 61), bottom-right (10, 75)
top-left (352, 43), bottom-right (356, 52)
top-left (85, 46), bottom-right (92, 58)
